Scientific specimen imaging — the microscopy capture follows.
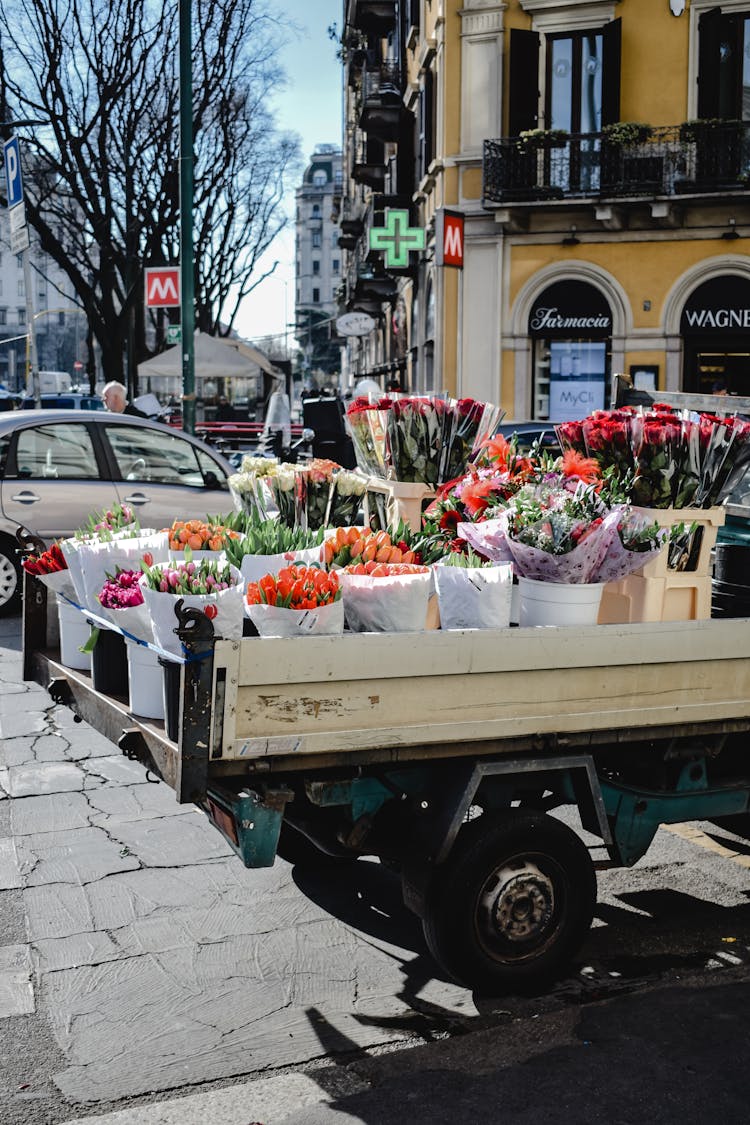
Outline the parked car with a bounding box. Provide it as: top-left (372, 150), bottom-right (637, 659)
top-left (495, 420), bottom-right (562, 455)
top-left (0, 410), bottom-right (234, 614)
top-left (19, 393), bottom-right (105, 411)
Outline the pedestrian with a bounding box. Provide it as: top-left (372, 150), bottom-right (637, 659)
top-left (215, 395), bottom-right (236, 421)
top-left (102, 381), bottom-right (147, 417)
top-left (386, 377), bottom-right (402, 393)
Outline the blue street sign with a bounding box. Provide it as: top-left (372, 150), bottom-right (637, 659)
top-left (3, 138), bottom-right (24, 209)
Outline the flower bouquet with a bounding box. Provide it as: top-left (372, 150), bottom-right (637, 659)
top-left (387, 396), bottom-right (446, 485)
top-left (22, 542), bottom-right (75, 599)
top-left (339, 561), bottom-right (432, 633)
top-left (329, 468), bottom-right (369, 526)
top-left (264, 462), bottom-right (298, 526)
top-left (165, 519), bottom-right (240, 555)
top-left (139, 555), bottom-right (244, 657)
top-left (223, 514), bottom-right (325, 584)
top-left (293, 458), bottom-right (340, 529)
top-left (245, 563), bottom-right (343, 637)
top-left (323, 526), bottom-right (418, 569)
top-left (439, 397), bottom-right (505, 484)
top-left (345, 397), bottom-right (388, 477)
top-left (60, 504), bottom-right (160, 610)
top-left (96, 567), bottom-right (153, 641)
top-left (228, 455), bottom-right (279, 518)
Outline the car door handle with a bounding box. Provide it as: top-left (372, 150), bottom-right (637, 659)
top-left (10, 490), bottom-right (41, 504)
top-left (122, 493), bottom-right (151, 506)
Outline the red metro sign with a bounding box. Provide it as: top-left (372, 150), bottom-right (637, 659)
top-left (145, 266), bottom-right (181, 308)
top-left (436, 210), bottom-right (464, 269)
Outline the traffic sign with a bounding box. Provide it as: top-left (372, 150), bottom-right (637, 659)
top-left (3, 137), bottom-right (23, 209)
top-left (145, 266), bottom-right (181, 308)
top-left (73, 361), bottom-right (83, 371)
top-left (10, 225), bottom-right (29, 254)
top-left (166, 325), bottom-right (182, 345)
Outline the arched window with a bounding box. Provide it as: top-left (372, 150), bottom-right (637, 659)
top-left (312, 169), bottom-right (327, 186)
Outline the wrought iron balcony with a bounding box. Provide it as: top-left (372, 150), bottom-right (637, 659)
top-left (352, 136), bottom-right (387, 191)
top-left (359, 64), bottom-right (403, 143)
top-left (347, 0), bottom-right (397, 35)
top-left (483, 122), bottom-right (750, 206)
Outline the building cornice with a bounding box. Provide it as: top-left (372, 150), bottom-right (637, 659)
top-left (520, 0), bottom-right (617, 32)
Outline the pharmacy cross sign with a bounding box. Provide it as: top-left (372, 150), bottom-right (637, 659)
top-left (369, 209), bottom-right (426, 268)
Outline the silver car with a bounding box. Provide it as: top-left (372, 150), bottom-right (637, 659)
top-left (0, 410), bottom-right (234, 614)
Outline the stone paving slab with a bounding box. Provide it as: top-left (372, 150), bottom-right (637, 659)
top-left (0, 838), bottom-right (23, 890)
top-left (16, 826), bottom-right (142, 887)
top-left (5, 762), bottom-right (88, 798)
top-left (0, 944), bottom-right (35, 1017)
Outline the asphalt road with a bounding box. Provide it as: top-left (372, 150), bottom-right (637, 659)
top-left (3, 611), bottom-right (750, 1124)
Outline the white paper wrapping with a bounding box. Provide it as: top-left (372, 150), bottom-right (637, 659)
top-left (245, 599), bottom-right (344, 638)
top-left (340, 570), bottom-right (432, 633)
top-left (434, 563), bottom-right (513, 630)
top-left (240, 545), bottom-right (324, 585)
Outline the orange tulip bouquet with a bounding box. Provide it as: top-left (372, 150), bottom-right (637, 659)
top-left (245, 564), bottom-right (344, 637)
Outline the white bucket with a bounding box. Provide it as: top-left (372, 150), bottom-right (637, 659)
top-left (518, 577), bottom-right (606, 628)
top-left (57, 599), bottom-right (92, 669)
top-left (126, 641), bottom-right (165, 719)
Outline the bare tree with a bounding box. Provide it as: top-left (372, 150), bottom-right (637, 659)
top-left (0, 0), bottom-right (300, 385)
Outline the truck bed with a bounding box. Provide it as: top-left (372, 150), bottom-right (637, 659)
top-left (212, 618), bottom-right (750, 770)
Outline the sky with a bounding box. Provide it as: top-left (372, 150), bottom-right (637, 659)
top-left (233, 0), bottom-right (342, 350)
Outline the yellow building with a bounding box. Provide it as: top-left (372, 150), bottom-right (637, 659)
top-left (341, 0), bottom-right (750, 419)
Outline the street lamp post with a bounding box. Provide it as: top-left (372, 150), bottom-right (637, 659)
top-left (179, 0), bottom-right (195, 435)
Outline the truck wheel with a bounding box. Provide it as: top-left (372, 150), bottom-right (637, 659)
top-left (0, 538), bottom-right (22, 616)
top-left (422, 811), bottom-right (596, 994)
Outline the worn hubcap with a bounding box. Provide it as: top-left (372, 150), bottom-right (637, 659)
top-left (481, 860), bottom-right (555, 946)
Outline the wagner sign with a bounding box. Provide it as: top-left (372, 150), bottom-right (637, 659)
top-left (528, 281), bottom-right (612, 337)
top-left (681, 276), bottom-right (750, 335)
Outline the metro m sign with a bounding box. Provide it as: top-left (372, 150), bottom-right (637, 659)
top-left (145, 266), bottom-right (181, 308)
top-left (436, 210), bottom-right (464, 269)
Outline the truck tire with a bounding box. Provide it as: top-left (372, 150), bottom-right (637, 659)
top-left (422, 811), bottom-right (596, 994)
top-left (0, 537), bottom-right (22, 616)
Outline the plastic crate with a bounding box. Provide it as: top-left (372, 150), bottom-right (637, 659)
top-left (363, 478), bottom-right (436, 532)
top-left (632, 506), bottom-right (725, 579)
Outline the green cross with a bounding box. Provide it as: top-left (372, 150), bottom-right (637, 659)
top-left (369, 209), bottom-right (426, 269)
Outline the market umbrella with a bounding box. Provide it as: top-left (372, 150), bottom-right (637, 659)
top-left (137, 331), bottom-right (280, 380)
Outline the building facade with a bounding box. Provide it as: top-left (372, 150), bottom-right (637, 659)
top-left (0, 209), bottom-right (86, 391)
top-left (340, 0), bottom-right (750, 418)
top-left (295, 145), bottom-right (345, 379)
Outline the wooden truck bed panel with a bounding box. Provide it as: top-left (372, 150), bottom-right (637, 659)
top-left (214, 620), bottom-right (750, 762)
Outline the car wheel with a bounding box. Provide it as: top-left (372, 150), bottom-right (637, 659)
top-left (0, 536), bottom-right (22, 616)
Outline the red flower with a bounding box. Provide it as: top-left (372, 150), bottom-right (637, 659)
top-left (439, 510), bottom-right (461, 534)
top-left (561, 450), bottom-right (600, 484)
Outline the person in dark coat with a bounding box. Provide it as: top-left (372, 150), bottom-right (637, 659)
top-left (102, 381), bottom-right (147, 417)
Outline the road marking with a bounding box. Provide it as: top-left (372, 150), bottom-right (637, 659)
top-left (663, 822), bottom-right (750, 868)
top-left (59, 1070), bottom-right (369, 1125)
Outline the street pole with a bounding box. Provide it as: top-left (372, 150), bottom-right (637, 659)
top-left (179, 0), bottom-right (195, 434)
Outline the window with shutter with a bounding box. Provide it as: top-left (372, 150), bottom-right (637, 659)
top-left (697, 8), bottom-right (750, 121)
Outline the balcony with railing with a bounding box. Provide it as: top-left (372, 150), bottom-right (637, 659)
top-left (359, 64), bottom-right (403, 142)
top-left (346, 0), bottom-right (397, 35)
top-left (483, 122), bottom-right (750, 207)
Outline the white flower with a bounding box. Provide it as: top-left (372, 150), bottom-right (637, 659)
top-left (240, 455), bottom-right (277, 476)
top-left (334, 470), bottom-right (368, 497)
